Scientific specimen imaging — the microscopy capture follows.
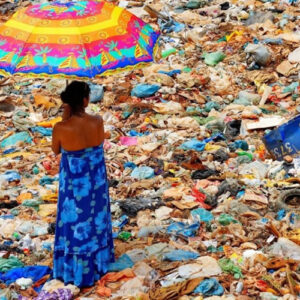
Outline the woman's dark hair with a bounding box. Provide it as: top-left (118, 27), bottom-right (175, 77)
top-left (61, 81), bottom-right (90, 113)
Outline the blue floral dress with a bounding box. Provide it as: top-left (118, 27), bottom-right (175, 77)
top-left (53, 144), bottom-right (115, 287)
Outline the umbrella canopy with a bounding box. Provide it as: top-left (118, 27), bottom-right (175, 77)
top-left (0, 1), bottom-right (160, 79)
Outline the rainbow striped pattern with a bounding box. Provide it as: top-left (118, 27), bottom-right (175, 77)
top-left (0, 1), bottom-right (160, 79)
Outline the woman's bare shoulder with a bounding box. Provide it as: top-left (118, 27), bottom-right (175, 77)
top-left (86, 114), bottom-right (103, 123)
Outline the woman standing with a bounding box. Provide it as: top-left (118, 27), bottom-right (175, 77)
top-left (52, 81), bottom-right (114, 287)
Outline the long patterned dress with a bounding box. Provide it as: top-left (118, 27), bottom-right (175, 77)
top-left (53, 144), bottom-right (114, 287)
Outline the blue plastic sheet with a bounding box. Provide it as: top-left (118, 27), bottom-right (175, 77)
top-left (131, 166), bottom-right (155, 179)
top-left (31, 127), bottom-right (53, 136)
top-left (131, 84), bottom-right (160, 98)
top-left (158, 69), bottom-right (181, 77)
top-left (180, 139), bottom-right (206, 151)
top-left (2, 171), bottom-right (21, 182)
top-left (108, 254), bottom-right (134, 272)
top-left (191, 208), bottom-right (214, 223)
top-left (167, 222), bottom-right (199, 237)
top-left (163, 250), bottom-right (199, 261)
top-left (89, 84), bottom-right (104, 103)
top-left (193, 278), bottom-right (224, 296)
top-left (0, 132), bottom-right (32, 148)
top-left (0, 266), bottom-right (52, 285)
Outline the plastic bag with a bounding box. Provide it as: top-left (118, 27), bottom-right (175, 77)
top-left (193, 278), bottom-right (224, 296)
top-left (108, 254), bottom-right (134, 272)
top-left (218, 214), bottom-right (238, 226)
top-left (163, 250), bottom-right (199, 261)
top-left (120, 136), bottom-right (138, 146)
top-left (131, 84), bottom-right (160, 98)
top-left (180, 139), bottom-right (206, 151)
top-left (131, 166), bottom-right (155, 180)
top-left (167, 222), bottom-right (200, 238)
top-left (31, 127), bottom-right (53, 136)
top-left (203, 52), bottom-right (226, 66)
top-left (191, 208), bottom-right (214, 223)
top-left (89, 83), bottom-right (104, 103)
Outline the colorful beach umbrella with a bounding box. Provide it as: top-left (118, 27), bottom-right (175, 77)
top-left (0, 1), bottom-right (160, 79)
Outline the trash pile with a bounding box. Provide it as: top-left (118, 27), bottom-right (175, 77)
top-left (0, 0), bottom-right (300, 299)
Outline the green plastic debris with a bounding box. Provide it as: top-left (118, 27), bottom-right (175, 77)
top-left (186, 106), bottom-right (203, 114)
top-left (118, 231), bottom-right (132, 241)
top-left (182, 67), bottom-right (192, 73)
top-left (162, 48), bottom-right (177, 58)
top-left (122, 110), bottom-right (133, 119)
top-left (193, 116), bottom-right (216, 125)
top-left (205, 120), bottom-right (225, 133)
top-left (233, 98), bottom-right (251, 106)
top-left (186, 0), bottom-right (207, 8)
top-left (203, 51), bottom-right (226, 66)
top-left (22, 199), bottom-right (43, 211)
top-left (11, 209), bottom-right (19, 216)
top-left (12, 232), bottom-right (21, 240)
top-left (219, 258), bottom-right (243, 279)
top-left (32, 166), bottom-right (39, 175)
top-left (218, 213), bottom-right (238, 226)
top-left (207, 246), bottom-right (224, 253)
top-left (0, 256), bottom-right (24, 272)
top-left (217, 36), bottom-right (227, 42)
top-left (237, 151), bottom-right (253, 161)
top-left (205, 101), bottom-right (221, 112)
top-left (283, 82), bottom-right (298, 93)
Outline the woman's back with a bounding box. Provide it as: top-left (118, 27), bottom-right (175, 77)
top-left (53, 113), bottom-right (104, 152)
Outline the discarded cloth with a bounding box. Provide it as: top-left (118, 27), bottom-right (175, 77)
top-left (0, 266), bottom-right (52, 285)
top-left (149, 277), bottom-right (202, 300)
top-left (97, 268), bottom-right (135, 297)
top-left (53, 145), bottom-right (115, 287)
top-left (19, 289), bottom-right (73, 300)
